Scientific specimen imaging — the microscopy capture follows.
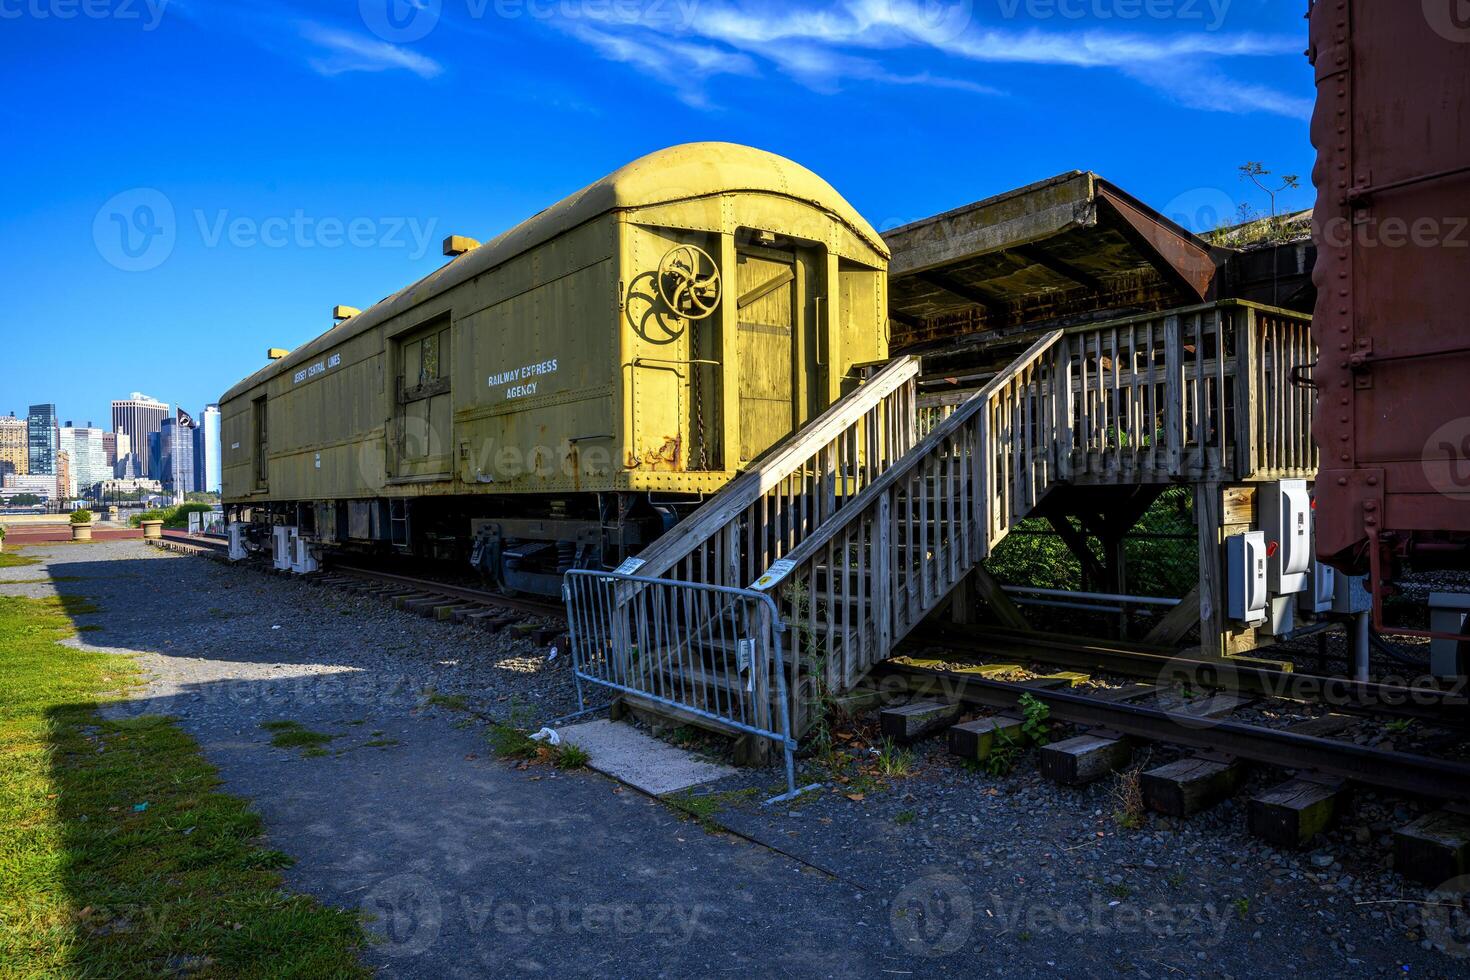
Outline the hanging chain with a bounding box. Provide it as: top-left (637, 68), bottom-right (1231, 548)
top-left (692, 312), bottom-right (708, 471)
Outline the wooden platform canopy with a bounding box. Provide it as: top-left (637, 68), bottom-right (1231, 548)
top-left (884, 171), bottom-right (1229, 358)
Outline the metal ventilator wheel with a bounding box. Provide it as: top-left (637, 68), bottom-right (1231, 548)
top-left (657, 244), bottom-right (722, 320)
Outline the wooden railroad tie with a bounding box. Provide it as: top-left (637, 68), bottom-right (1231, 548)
top-left (1141, 754), bottom-right (1245, 818)
top-left (947, 715), bottom-right (1024, 761)
top-left (1248, 776), bottom-right (1346, 849)
top-left (1393, 808), bottom-right (1470, 886)
top-left (880, 700), bottom-right (963, 742)
top-left (1040, 730), bottom-right (1133, 787)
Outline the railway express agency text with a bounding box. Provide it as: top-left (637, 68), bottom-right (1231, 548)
top-left (489, 359), bottom-right (559, 400)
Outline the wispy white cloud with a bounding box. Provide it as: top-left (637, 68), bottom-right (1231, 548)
top-left (549, 0), bottom-right (1304, 117)
top-left (300, 24), bottom-right (443, 79)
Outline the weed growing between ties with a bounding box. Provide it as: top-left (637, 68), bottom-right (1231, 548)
top-left (980, 693), bottom-right (1053, 777)
top-left (1112, 766), bottom-right (1147, 830)
top-left (0, 594), bottom-right (367, 976)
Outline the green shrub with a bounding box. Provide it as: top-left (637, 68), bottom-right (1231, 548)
top-left (69, 509), bottom-right (93, 525)
top-left (127, 503), bottom-right (214, 529)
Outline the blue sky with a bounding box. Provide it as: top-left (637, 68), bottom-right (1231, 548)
top-left (0, 0), bottom-right (1316, 427)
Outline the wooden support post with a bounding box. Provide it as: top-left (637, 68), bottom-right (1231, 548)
top-left (968, 564), bottom-right (1030, 631)
top-left (948, 716), bottom-right (1024, 761)
top-left (1394, 810), bottom-right (1470, 886)
top-left (1195, 483), bottom-right (1225, 659)
top-left (1248, 777), bottom-right (1345, 848)
top-left (880, 700), bottom-right (962, 742)
top-left (1143, 584), bottom-right (1202, 646)
top-left (1142, 755), bottom-right (1244, 817)
top-left (1045, 512), bottom-right (1105, 590)
top-left (1040, 732), bottom-right (1132, 786)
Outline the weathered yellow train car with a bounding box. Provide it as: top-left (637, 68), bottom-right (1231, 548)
top-left (221, 143), bottom-right (889, 592)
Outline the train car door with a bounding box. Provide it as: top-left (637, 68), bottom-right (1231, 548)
top-left (736, 246), bottom-right (810, 464)
top-left (393, 318), bottom-right (453, 480)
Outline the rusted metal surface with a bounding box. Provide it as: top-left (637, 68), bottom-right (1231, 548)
top-left (1309, 1), bottom-right (1470, 574)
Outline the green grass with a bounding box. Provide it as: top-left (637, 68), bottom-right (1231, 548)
top-left (0, 593), bottom-right (368, 977)
top-left (554, 743), bottom-right (590, 770)
top-left (875, 739), bottom-right (915, 778)
top-left (424, 691), bottom-right (469, 712)
top-left (0, 553), bottom-right (40, 569)
top-left (486, 723), bottom-right (541, 761)
top-left (259, 721), bottom-right (335, 752)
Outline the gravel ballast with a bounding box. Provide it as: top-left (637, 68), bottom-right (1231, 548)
top-left (3, 539), bottom-right (1468, 977)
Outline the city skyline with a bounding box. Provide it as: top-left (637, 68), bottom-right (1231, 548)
top-left (0, 2), bottom-right (1314, 431)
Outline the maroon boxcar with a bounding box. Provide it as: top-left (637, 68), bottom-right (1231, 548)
top-left (1308, 0), bottom-right (1470, 577)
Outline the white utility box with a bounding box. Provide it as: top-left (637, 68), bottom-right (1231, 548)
top-left (1226, 531), bottom-right (1268, 625)
top-left (1259, 480), bottom-right (1312, 595)
top-left (227, 523), bottom-right (248, 562)
top-left (1265, 596), bottom-right (1296, 636)
top-left (1299, 560), bottom-right (1337, 615)
top-left (289, 532), bottom-right (319, 575)
top-left (1428, 592), bottom-right (1470, 679)
top-left (271, 526), bottom-right (293, 571)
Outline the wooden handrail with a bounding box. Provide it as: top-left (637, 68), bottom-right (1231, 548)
top-left (769, 330), bottom-right (1064, 577)
top-left (633, 354), bottom-right (922, 579)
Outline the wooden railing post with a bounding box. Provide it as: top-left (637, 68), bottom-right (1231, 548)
top-left (1053, 335), bottom-right (1074, 483)
top-left (1163, 314), bottom-right (1183, 477)
top-left (1234, 306), bottom-right (1260, 480)
top-left (876, 489), bottom-right (892, 653)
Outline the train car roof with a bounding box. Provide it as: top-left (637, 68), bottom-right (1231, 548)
top-left (222, 142), bottom-right (886, 403)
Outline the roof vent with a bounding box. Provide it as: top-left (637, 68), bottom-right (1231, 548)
top-left (267, 348), bottom-right (290, 361)
top-left (443, 235), bottom-right (480, 257)
top-left (333, 305), bottom-right (361, 321)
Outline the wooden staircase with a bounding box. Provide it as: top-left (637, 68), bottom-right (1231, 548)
top-left (565, 301), bottom-right (1316, 744)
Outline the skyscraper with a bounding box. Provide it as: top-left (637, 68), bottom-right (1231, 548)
top-left (159, 415), bottom-right (196, 495)
top-left (58, 422), bottom-right (108, 498)
top-left (0, 414), bottom-right (26, 478)
top-left (27, 404), bottom-right (58, 475)
top-left (111, 393), bottom-right (168, 478)
top-left (195, 404), bottom-right (221, 494)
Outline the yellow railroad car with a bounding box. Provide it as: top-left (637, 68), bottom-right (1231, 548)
top-left (220, 143), bottom-right (889, 593)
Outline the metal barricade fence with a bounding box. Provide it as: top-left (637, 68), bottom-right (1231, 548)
top-left (562, 570), bottom-right (812, 802)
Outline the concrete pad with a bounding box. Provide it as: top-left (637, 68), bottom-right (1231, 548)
top-left (558, 718), bottom-right (737, 796)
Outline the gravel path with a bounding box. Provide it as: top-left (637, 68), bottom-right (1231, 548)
top-left (4, 540), bottom-right (1468, 977)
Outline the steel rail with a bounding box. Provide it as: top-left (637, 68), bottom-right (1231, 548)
top-left (877, 661), bottom-right (1470, 802)
top-left (331, 564), bottom-right (565, 619)
top-left (915, 627), bottom-right (1470, 729)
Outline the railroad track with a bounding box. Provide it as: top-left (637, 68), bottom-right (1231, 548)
top-left (869, 624), bottom-right (1470, 852)
top-left (324, 565), bottom-right (566, 623)
top-left (913, 626), bottom-right (1470, 730)
top-left (148, 534), bottom-right (566, 631)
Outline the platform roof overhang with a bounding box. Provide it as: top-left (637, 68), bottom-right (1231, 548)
top-left (884, 171), bottom-right (1226, 351)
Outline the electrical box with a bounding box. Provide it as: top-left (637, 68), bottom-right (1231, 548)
top-left (1226, 531), bottom-right (1268, 625)
top-left (1259, 480), bottom-right (1312, 595)
top-left (1299, 560), bottom-right (1336, 615)
top-left (228, 523), bottom-right (248, 562)
top-left (272, 526), bottom-right (293, 571)
top-left (1264, 596), bottom-right (1296, 636)
top-left (1428, 592), bottom-right (1470, 679)
top-left (289, 531), bottom-right (319, 575)
top-left (1331, 574), bottom-right (1371, 615)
